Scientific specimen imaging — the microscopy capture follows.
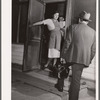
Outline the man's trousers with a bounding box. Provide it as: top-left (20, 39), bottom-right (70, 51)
top-left (69, 64), bottom-right (84, 100)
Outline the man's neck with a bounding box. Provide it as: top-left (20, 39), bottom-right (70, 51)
top-left (79, 21), bottom-right (88, 25)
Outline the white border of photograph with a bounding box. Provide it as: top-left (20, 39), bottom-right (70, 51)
top-left (1, 0), bottom-right (99, 100)
top-left (1, 0), bottom-right (11, 100)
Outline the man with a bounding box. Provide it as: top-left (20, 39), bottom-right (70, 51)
top-left (59, 17), bottom-right (65, 28)
top-left (55, 11), bottom-right (96, 100)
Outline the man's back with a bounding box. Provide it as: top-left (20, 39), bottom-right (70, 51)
top-left (62, 23), bottom-right (96, 66)
top-left (60, 11), bottom-right (96, 100)
top-left (72, 23), bottom-right (95, 49)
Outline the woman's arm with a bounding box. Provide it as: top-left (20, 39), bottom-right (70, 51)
top-left (29, 19), bottom-right (51, 27)
top-left (33, 21), bottom-right (44, 26)
top-left (29, 21), bottom-right (44, 27)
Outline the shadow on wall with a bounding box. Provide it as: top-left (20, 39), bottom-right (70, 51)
top-left (72, 0), bottom-right (96, 30)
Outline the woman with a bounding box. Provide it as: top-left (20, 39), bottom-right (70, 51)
top-left (30, 11), bottom-right (62, 69)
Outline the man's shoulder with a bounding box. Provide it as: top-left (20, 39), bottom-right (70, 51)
top-left (70, 24), bottom-right (79, 29)
top-left (87, 25), bottom-right (96, 33)
top-left (71, 24), bottom-right (78, 26)
top-left (71, 24), bottom-right (79, 27)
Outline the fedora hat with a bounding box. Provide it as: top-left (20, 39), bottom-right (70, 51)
top-left (79, 11), bottom-right (91, 21)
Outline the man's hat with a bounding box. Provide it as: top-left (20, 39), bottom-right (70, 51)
top-left (79, 11), bottom-right (92, 21)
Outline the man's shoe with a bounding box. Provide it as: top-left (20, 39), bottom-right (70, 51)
top-left (55, 84), bottom-right (63, 92)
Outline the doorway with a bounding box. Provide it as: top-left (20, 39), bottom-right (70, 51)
top-left (40, 2), bottom-right (66, 65)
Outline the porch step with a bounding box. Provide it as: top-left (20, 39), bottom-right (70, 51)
top-left (27, 69), bottom-right (95, 99)
top-left (26, 69), bottom-right (87, 91)
top-left (12, 68), bottom-right (88, 99)
top-left (12, 70), bottom-right (68, 100)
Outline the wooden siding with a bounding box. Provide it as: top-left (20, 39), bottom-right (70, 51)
top-left (12, 44), bottom-right (24, 65)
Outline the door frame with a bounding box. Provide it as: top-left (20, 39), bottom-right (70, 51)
top-left (44, 0), bottom-right (73, 36)
top-left (23, 0), bottom-right (45, 71)
top-left (23, 0), bottom-right (73, 71)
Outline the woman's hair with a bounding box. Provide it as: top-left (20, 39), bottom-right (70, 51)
top-left (52, 11), bottom-right (59, 15)
top-left (52, 11), bottom-right (59, 17)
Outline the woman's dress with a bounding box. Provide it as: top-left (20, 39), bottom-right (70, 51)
top-left (43, 19), bottom-right (61, 58)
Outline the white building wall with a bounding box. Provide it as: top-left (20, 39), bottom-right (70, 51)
top-left (82, 56), bottom-right (96, 81)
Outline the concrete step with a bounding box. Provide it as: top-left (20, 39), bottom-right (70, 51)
top-left (12, 68), bottom-right (95, 100)
top-left (12, 68), bottom-right (89, 99)
top-left (26, 69), bottom-right (87, 91)
top-left (12, 64), bottom-right (95, 91)
top-left (12, 70), bottom-right (68, 100)
top-left (12, 80), bottom-right (63, 100)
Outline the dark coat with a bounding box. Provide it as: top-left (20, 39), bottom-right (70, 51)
top-left (61, 23), bottom-right (96, 67)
